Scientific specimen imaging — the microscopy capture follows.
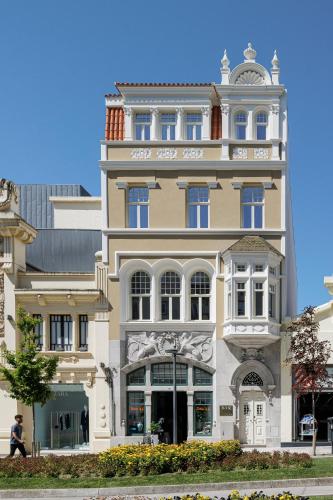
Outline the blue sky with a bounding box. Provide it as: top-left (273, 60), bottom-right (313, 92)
top-left (0, 0), bottom-right (332, 311)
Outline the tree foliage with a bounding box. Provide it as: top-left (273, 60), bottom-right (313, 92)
top-left (0, 307), bottom-right (58, 407)
top-left (285, 305), bottom-right (331, 395)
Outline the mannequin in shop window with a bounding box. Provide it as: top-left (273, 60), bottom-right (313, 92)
top-left (80, 405), bottom-right (89, 444)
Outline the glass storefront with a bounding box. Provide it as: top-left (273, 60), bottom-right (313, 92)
top-left (34, 384), bottom-right (89, 449)
top-left (151, 363), bottom-right (188, 385)
top-left (194, 391), bottom-right (212, 436)
top-left (127, 391), bottom-right (145, 435)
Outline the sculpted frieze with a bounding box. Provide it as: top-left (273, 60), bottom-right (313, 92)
top-left (127, 331), bottom-right (213, 364)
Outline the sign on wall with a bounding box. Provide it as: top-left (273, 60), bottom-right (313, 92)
top-left (219, 405), bottom-right (233, 416)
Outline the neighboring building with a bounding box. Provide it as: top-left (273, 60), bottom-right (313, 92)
top-left (101, 43), bottom-right (296, 447)
top-left (0, 43), bottom-right (297, 452)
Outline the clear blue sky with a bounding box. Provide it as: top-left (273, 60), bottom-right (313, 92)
top-left (0, 0), bottom-right (332, 311)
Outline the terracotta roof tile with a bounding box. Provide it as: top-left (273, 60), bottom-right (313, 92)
top-left (115, 82), bottom-right (212, 88)
top-left (224, 236), bottom-right (282, 256)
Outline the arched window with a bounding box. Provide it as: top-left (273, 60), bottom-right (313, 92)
top-left (130, 271), bottom-right (151, 320)
top-left (160, 271), bottom-right (181, 320)
top-left (190, 272), bottom-right (210, 320)
top-left (234, 111), bottom-right (247, 140)
top-left (242, 372), bottom-right (263, 386)
top-left (255, 112), bottom-right (268, 140)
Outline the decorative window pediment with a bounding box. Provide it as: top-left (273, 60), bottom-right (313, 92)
top-left (235, 70), bottom-right (265, 86)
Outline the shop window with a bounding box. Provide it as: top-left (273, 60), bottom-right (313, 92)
top-left (194, 392), bottom-right (212, 436)
top-left (151, 362), bottom-right (187, 385)
top-left (193, 367), bottom-right (213, 386)
top-left (160, 271), bottom-right (181, 320)
top-left (33, 314), bottom-right (43, 349)
top-left (79, 315), bottom-right (88, 351)
top-left (127, 391), bottom-right (145, 435)
top-left (50, 315), bottom-right (72, 351)
top-left (242, 372), bottom-right (263, 386)
top-left (127, 367), bottom-right (146, 385)
top-left (190, 272), bottom-right (210, 320)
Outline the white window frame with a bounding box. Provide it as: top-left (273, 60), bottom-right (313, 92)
top-left (269, 284), bottom-right (276, 320)
top-left (130, 271), bottom-right (151, 321)
top-left (253, 281), bottom-right (264, 318)
top-left (187, 186), bottom-right (210, 228)
top-left (127, 187), bottom-right (149, 229)
top-left (160, 272), bottom-right (181, 321)
top-left (236, 281), bottom-right (246, 317)
top-left (241, 186), bottom-right (264, 229)
top-left (134, 113), bottom-right (151, 141)
top-left (185, 112), bottom-right (202, 140)
top-left (255, 111), bottom-right (268, 140)
top-left (234, 111), bottom-right (247, 140)
top-left (160, 112), bottom-right (176, 140)
top-left (190, 272), bottom-right (210, 321)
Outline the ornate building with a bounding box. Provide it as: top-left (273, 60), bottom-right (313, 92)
top-left (0, 43), bottom-right (296, 452)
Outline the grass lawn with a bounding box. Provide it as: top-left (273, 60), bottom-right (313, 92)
top-left (1, 458), bottom-right (333, 490)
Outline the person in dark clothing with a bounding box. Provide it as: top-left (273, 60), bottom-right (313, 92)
top-left (80, 405), bottom-right (89, 444)
top-left (8, 414), bottom-right (27, 458)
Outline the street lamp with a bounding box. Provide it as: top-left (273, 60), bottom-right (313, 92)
top-left (165, 338), bottom-right (180, 444)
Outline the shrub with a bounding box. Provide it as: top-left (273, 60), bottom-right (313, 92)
top-left (158, 492), bottom-right (309, 500)
top-left (220, 450), bottom-right (311, 471)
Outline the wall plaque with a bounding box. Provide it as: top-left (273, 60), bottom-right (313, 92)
top-left (219, 405), bottom-right (233, 416)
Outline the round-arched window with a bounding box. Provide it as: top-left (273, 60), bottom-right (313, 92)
top-left (160, 272), bottom-right (181, 320)
top-left (234, 111), bottom-right (247, 139)
top-left (130, 271), bottom-right (151, 320)
top-left (190, 272), bottom-right (210, 320)
top-left (242, 372), bottom-right (263, 386)
top-left (255, 112), bottom-right (268, 140)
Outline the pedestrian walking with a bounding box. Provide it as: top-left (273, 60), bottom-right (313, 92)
top-left (8, 414), bottom-right (27, 458)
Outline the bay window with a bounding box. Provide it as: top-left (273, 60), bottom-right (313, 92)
top-left (160, 271), bottom-right (181, 320)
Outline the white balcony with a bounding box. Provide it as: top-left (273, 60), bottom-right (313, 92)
top-left (223, 320), bottom-right (280, 348)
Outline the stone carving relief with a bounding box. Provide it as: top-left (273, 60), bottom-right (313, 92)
top-left (0, 271), bottom-right (4, 337)
top-left (157, 148), bottom-right (177, 160)
top-left (221, 104), bottom-right (230, 115)
top-left (235, 71), bottom-right (265, 86)
top-left (183, 148), bottom-right (203, 160)
top-left (0, 179), bottom-right (18, 212)
top-left (127, 331), bottom-right (213, 364)
top-left (241, 348), bottom-right (264, 362)
top-left (254, 148), bottom-right (269, 160)
top-left (232, 147), bottom-right (248, 160)
top-left (131, 148), bottom-right (151, 160)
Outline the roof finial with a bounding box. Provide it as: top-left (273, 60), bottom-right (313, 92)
top-left (243, 42), bottom-right (256, 62)
top-left (221, 49), bottom-right (230, 69)
top-left (271, 49), bottom-right (279, 69)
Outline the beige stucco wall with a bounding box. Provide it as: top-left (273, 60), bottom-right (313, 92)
top-left (107, 145), bottom-right (222, 161)
top-left (107, 170), bottom-right (281, 229)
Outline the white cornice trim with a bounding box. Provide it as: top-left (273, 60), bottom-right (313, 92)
top-left (100, 140), bottom-right (222, 146)
top-left (100, 160), bottom-right (286, 171)
top-left (49, 196), bottom-right (101, 203)
top-left (103, 228), bottom-right (284, 236)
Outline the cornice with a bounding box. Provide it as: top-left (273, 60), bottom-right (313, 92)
top-left (101, 140), bottom-right (222, 146)
top-left (0, 217), bottom-right (37, 244)
top-left (103, 228), bottom-right (285, 236)
top-left (100, 160), bottom-right (286, 171)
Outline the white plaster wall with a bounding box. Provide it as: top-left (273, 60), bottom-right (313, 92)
top-left (51, 199), bottom-right (101, 230)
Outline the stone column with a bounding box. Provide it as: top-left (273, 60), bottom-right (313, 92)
top-left (176, 108), bottom-right (184, 140)
top-left (150, 108), bottom-right (159, 140)
top-left (124, 107), bottom-right (133, 140)
top-left (145, 391), bottom-right (152, 433)
top-left (221, 104), bottom-right (230, 159)
top-left (201, 106), bottom-right (211, 140)
top-left (187, 391), bottom-right (194, 438)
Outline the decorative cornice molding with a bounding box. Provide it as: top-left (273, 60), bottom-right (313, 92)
top-left (115, 181), bottom-right (128, 190)
top-left (176, 181), bottom-right (188, 189)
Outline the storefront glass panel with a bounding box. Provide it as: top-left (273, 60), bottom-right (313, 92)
top-left (127, 391), bottom-right (145, 435)
top-left (194, 391), bottom-right (212, 436)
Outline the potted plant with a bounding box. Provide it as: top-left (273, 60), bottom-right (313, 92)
top-left (149, 421), bottom-right (160, 444)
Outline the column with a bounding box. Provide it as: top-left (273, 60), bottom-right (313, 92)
top-left (150, 108), bottom-right (159, 140)
top-left (176, 108), bottom-right (184, 140)
top-left (43, 315), bottom-right (49, 351)
top-left (187, 391), bottom-right (194, 438)
top-left (72, 314), bottom-right (78, 351)
top-left (145, 391), bottom-right (152, 433)
top-left (270, 104), bottom-right (280, 159)
top-left (220, 103), bottom-right (230, 159)
top-left (247, 109), bottom-right (254, 140)
top-left (124, 107), bottom-right (133, 140)
top-left (201, 106), bottom-right (211, 140)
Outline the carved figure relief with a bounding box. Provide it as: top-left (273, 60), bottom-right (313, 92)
top-left (127, 331), bottom-right (213, 364)
top-left (0, 179), bottom-right (18, 212)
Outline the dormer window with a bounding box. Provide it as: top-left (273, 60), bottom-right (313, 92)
top-left (161, 113), bottom-right (176, 140)
top-left (135, 113), bottom-right (151, 140)
top-left (256, 112), bottom-right (268, 140)
top-left (235, 112), bottom-right (247, 140)
top-left (186, 113), bottom-right (202, 140)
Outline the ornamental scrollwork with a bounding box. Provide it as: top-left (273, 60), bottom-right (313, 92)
top-left (127, 331), bottom-right (213, 364)
top-left (254, 148), bottom-right (269, 160)
top-left (183, 148), bottom-right (203, 160)
top-left (131, 149), bottom-right (151, 160)
top-left (157, 148), bottom-right (177, 160)
top-left (232, 147), bottom-right (248, 160)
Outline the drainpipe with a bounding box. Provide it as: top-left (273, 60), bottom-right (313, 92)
top-left (100, 363), bottom-right (116, 436)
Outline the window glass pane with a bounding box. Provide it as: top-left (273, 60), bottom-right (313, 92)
top-left (144, 125), bottom-right (150, 140)
top-left (235, 112), bottom-right (246, 123)
top-left (142, 297), bottom-right (150, 320)
top-left (186, 113), bottom-right (202, 123)
top-left (236, 125), bottom-right (246, 140)
top-left (129, 187), bottom-right (149, 203)
top-left (127, 368), bottom-right (145, 386)
top-left (161, 125), bottom-right (168, 140)
top-left (194, 392), bottom-right (212, 435)
top-left (202, 297), bottom-right (210, 320)
top-left (188, 205), bottom-right (197, 228)
top-left (151, 363), bottom-right (187, 385)
top-left (191, 297), bottom-right (199, 320)
top-left (200, 204), bottom-right (208, 228)
top-left (255, 291), bottom-right (263, 316)
top-left (129, 205), bottom-right (137, 228)
top-left (257, 125), bottom-right (266, 140)
top-left (191, 272), bottom-right (210, 294)
top-left (79, 314), bottom-right (88, 349)
top-left (160, 272), bottom-right (181, 294)
top-left (131, 272), bottom-right (151, 294)
top-left (237, 291), bottom-right (246, 316)
top-left (33, 314), bottom-right (43, 348)
top-left (135, 125), bottom-right (142, 140)
top-left (127, 392), bottom-right (145, 435)
top-left (242, 205), bottom-right (252, 228)
top-left (135, 113), bottom-right (151, 123)
top-left (196, 125), bottom-right (202, 140)
top-left (254, 205), bottom-right (263, 228)
top-left (160, 113), bottom-right (176, 123)
top-left (132, 297), bottom-right (140, 320)
top-left (193, 368), bottom-right (212, 386)
top-left (170, 126), bottom-right (175, 140)
top-left (140, 204), bottom-right (148, 228)
top-left (161, 296), bottom-right (169, 320)
top-left (172, 297), bottom-right (180, 320)
top-left (186, 125), bottom-right (193, 140)
top-left (256, 113), bottom-right (267, 123)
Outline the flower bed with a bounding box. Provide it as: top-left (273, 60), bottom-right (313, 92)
top-left (99, 440), bottom-right (242, 477)
top-left (87, 492), bottom-right (309, 500)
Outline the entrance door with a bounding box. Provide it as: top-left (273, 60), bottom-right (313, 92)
top-left (240, 392), bottom-right (266, 445)
top-left (152, 391), bottom-right (188, 443)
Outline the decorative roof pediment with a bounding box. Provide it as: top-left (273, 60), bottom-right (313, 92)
top-left (230, 62), bottom-right (272, 86)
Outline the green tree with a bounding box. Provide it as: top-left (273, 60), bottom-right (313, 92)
top-left (0, 307), bottom-right (58, 455)
top-left (285, 305), bottom-right (332, 455)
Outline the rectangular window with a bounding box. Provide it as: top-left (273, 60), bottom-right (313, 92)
top-left (194, 392), bottom-right (212, 435)
top-left (135, 113), bottom-right (151, 140)
top-left (33, 314), bottom-right (43, 349)
top-left (188, 186), bottom-right (209, 228)
top-left (236, 263), bottom-right (246, 272)
top-left (241, 186), bottom-right (264, 229)
top-left (193, 367), bottom-right (213, 386)
top-left (161, 297), bottom-right (180, 320)
top-left (254, 282), bottom-right (264, 317)
top-left (269, 266), bottom-right (276, 276)
top-left (50, 315), bottom-right (72, 351)
top-left (255, 264), bottom-right (264, 272)
top-left (186, 113), bottom-right (202, 140)
top-left (151, 363), bottom-right (188, 385)
top-left (227, 281), bottom-right (232, 318)
top-left (128, 187), bottom-right (149, 228)
top-left (161, 113), bottom-right (176, 140)
top-left (236, 282), bottom-right (246, 317)
top-left (269, 285), bottom-right (276, 319)
top-left (257, 125), bottom-right (266, 140)
top-left (127, 367), bottom-right (145, 386)
top-left (127, 392), bottom-right (145, 435)
top-left (79, 314), bottom-right (88, 351)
